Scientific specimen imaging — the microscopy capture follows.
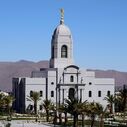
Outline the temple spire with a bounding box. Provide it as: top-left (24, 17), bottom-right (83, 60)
top-left (60, 8), bottom-right (64, 24)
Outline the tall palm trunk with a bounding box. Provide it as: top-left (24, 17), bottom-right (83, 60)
top-left (82, 114), bottom-right (85, 127)
top-left (8, 106), bottom-right (11, 117)
top-left (64, 112), bottom-right (67, 125)
top-left (59, 113), bottom-right (62, 124)
top-left (53, 111), bottom-right (57, 124)
top-left (73, 114), bottom-right (78, 127)
top-left (34, 101), bottom-right (37, 115)
top-left (7, 105), bottom-right (10, 115)
top-left (99, 114), bottom-right (104, 127)
top-left (91, 114), bottom-right (95, 127)
top-left (110, 104), bottom-right (113, 114)
top-left (46, 110), bottom-right (49, 122)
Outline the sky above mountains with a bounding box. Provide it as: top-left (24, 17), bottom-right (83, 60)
top-left (0, 0), bottom-right (127, 71)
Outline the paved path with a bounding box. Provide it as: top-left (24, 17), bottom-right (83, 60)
top-left (0, 121), bottom-right (57, 127)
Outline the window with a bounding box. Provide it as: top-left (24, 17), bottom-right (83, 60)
top-left (30, 91), bottom-right (33, 97)
top-left (30, 105), bottom-right (33, 110)
top-left (51, 91), bottom-right (54, 97)
top-left (107, 91), bottom-right (110, 96)
top-left (51, 82), bottom-right (54, 85)
top-left (40, 91), bottom-right (43, 97)
top-left (80, 89), bottom-right (82, 102)
top-left (70, 75), bottom-right (74, 82)
top-left (61, 45), bottom-right (68, 58)
top-left (89, 82), bottom-right (92, 85)
top-left (89, 91), bottom-right (92, 97)
top-left (40, 105), bottom-right (43, 110)
top-left (51, 46), bottom-right (54, 58)
top-left (98, 91), bottom-right (101, 97)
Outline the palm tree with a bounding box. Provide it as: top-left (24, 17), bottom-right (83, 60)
top-left (79, 100), bottom-right (88, 127)
top-left (104, 94), bottom-right (115, 114)
top-left (86, 102), bottom-right (106, 127)
top-left (43, 99), bottom-right (53, 122)
top-left (27, 91), bottom-right (41, 115)
top-left (118, 85), bottom-right (127, 112)
top-left (95, 102), bottom-right (108, 127)
top-left (65, 98), bottom-right (84, 127)
top-left (115, 91), bottom-right (125, 112)
top-left (51, 104), bottom-right (57, 124)
top-left (58, 104), bottom-right (68, 125)
top-left (87, 102), bottom-right (99, 127)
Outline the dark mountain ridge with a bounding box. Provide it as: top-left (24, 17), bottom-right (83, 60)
top-left (0, 60), bottom-right (126, 91)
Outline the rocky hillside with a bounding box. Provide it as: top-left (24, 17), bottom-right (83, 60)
top-left (0, 60), bottom-right (126, 91)
top-left (0, 60), bottom-right (49, 91)
top-left (88, 69), bottom-right (127, 90)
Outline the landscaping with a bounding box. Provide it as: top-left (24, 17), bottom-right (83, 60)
top-left (0, 87), bottom-right (127, 127)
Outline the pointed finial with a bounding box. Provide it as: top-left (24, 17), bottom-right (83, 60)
top-left (60, 8), bottom-right (64, 24)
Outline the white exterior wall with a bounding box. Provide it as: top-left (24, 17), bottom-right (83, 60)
top-left (25, 78), bottom-right (46, 112)
top-left (57, 67), bottom-right (115, 108)
top-left (47, 70), bottom-right (56, 102)
top-left (13, 67), bottom-right (115, 113)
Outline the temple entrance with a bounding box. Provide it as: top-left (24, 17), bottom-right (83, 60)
top-left (69, 88), bottom-right (75, 99)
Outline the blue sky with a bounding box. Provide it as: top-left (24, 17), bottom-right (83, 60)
top-left (0, 0), bottom-right (127, 71)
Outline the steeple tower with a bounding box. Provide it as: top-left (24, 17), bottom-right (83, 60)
top-left (50, 9), bottom-right (74, 68)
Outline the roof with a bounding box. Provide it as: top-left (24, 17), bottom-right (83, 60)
top-left (53, 24), bottom-right (71, 36)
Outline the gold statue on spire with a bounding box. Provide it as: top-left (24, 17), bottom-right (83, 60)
top-left (60, 8), bottom-right (64, 24)
top-left (60, 8), bottom-right (64, 18)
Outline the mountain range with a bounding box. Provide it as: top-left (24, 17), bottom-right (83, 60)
top-left (0, 60), bottom-right (126, 92)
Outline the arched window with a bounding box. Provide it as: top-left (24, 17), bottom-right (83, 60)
top-left (61, 45), bottom-right (68, 58)
top-left (51, 46), bottom-right (54, 58)
top-left (70, 75), bottom-right (74, 82)
top-left (107, 91), bottom-right (110, 96)
top-left (30, 91), bottom-right (33, 97)
top-left (30, 105), bottom-right (33, 110)
top-left (98, 91), bottom-right (101, 97)
top-left (51, 91), bottom-right (54, 97)
top-left (89, 91), bottom-right (92, 97)
top-left (40, 91), bottom-right (43, 97)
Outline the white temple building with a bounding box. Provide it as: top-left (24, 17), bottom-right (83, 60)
top-left (12, 9), bottom-right (115, 113)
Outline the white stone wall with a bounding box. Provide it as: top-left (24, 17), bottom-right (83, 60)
top-left (25, 78), bottom-right (46, 112)
top-left (47, 70), bottom-right (56, 102)
top-left (57, 67), bottom-right (115, 109)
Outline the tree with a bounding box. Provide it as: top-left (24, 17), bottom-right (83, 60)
top-left (27, 91), bottom-right (41, 115)
top-left (117, 85), bottom-right (127, 112)
top-left (104, 94), bottom-right (115, 114)
top-left (4, 95), bottom-right (14, 115)
top-left (43, 99), bottom-right (53, 122)
top-left (65, 98), bottom-right (84, 127)
top-left (115, 93), bottom-right (123, 112)
top-left (58, 104), bottom-right (68, 125)
top-left (95, 103), bottom-right (108, 127)
top-left (0, 93), bottom-right (5, 113)
top-left (87, 102), bottom-right (100, 127)
top-left (80, 100), bottom-right (88, 127)
top-left (0, 93), bottom-right (14, 116)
